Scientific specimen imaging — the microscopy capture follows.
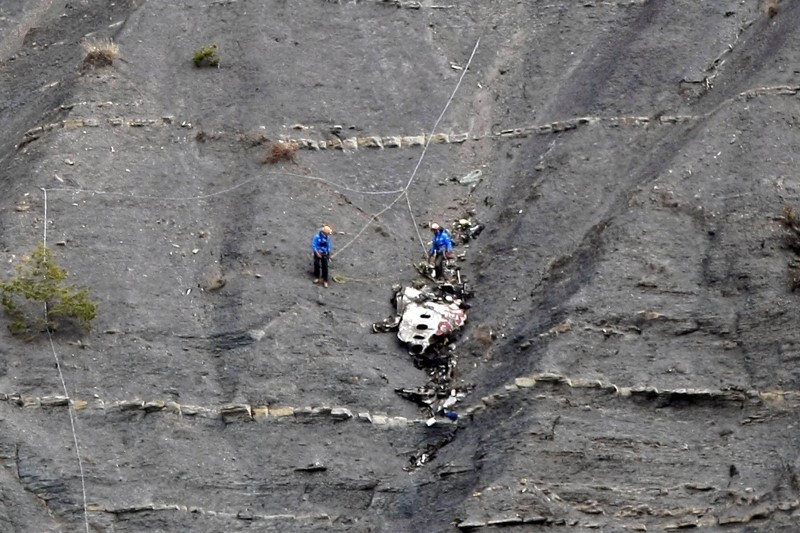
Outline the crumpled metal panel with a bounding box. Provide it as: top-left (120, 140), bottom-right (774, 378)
top-left (395, 287), bottom-right (466, 354)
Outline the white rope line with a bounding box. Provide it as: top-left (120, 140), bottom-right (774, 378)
top-left (41, 169), bottom-right (403, 203)
top-left (278, 171), bottom-right (405, 196)
top-left (334, 37), bottom-right (481, 258)
top-left (404, 192), bottom-right (424, 252)
top-left (405, 37), bottom-right (481, 251)
top-left (40, 188), bottom-right (90, 533)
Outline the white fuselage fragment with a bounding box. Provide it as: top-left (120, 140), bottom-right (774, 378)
top-left (395, 287), bottom-right (467, 354)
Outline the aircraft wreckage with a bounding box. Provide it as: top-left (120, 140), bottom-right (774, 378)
top-left (374, 283), bottom-right (469, 355)
top-left (372, 218), bottom-right (482, 447)
top-left (372, 277), bottom-right (471, 430)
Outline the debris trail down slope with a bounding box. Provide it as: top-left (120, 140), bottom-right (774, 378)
top-left (1, 0), bottom-right (800, 531)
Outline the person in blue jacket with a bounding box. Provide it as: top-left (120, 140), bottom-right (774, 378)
top-left (427, 222), bottom-right (454, 280)
top-left (312, 225), bottom-right (333, 287)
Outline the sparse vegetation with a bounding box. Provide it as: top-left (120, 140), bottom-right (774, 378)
top-left (193, 44), bottom-right (219, 67)
top-left (526, 183), bottom-right (542, 202)
top-left (261, 142), bottom-right (298, 164)
top-left (81, 38), bottom-right (119, 72)
top-left (763, 0), bottom-right (779, 17)
top-left (238, 131), bottom-right (270, 147)
top-left (472, 324), bottom-right (495, 347)
top-left (195, 130), bottom-right (223, 142)
top-left (781, 205), bottom-right (800, 290)
top-left (547, 254), bottom-right (570, 274)
top-left (781, 205), bottom-right (800, 252)
top-left (204, 271), bottom-right (226, 292)
top-left (0, 244), bottom-right (97, 337)
top-left (539, 320), bottom-right (573, 339)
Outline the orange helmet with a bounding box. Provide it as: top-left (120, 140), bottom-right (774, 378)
top-left (322, 225), bottom-right (332, 235)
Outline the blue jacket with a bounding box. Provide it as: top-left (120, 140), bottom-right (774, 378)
top-left (429, 228), bottom-right (453, 256)
top-left (312, 231), bottom-right (331, 255)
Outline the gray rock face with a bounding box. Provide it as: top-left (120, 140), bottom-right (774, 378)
top-left (1, 0), bottom-right (800, 531)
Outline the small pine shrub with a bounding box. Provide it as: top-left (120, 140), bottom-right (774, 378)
top-left (193, 44), bottom-right (219, 68)
top-left (0, 244), bottom-right (97, 337)
top-left (81, 38), bottom-right (119, 72)
top-left (262, 142), bottom-right (298, 164)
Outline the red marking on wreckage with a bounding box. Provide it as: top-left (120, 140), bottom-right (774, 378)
top-left (436, 305), bottom-right (466, 336)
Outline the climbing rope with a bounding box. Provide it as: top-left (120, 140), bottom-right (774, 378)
top-left (41, 188), bottom-right (91, 533)
top-left (332, 38), bottom-right (481, 259)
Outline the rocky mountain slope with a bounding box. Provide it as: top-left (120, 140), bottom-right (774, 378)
top-left (1, 0), bottom-right (800, 531)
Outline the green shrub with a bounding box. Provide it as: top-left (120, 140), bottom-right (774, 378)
top-left (193, 44), bottom-right (219, 68)
top-left (0, 244), bottom-right (97, 337)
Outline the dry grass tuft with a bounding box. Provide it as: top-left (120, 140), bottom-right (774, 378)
top-left (204, 271), bottom-right (226, 292)
top-left (546, 254), bottom-right (570, 274)
top-left (763, 0), bottom-right (779, 17)
top-left (262, 142), bottom-right (298, 164)
top-left (781, 205), bottom-right (800, 290)
top-left (781, 205), bottom-right (800, 253)
top-left (784, 205), bottom-right (800, 227)
top-left (195, 130), bottom-right (223, 143)
top-left (237, 131), bottom-right (270, 147)
top-left (81, 38), bottom-right (119, 72)
top-left (472, 324), bottom-right (495, 347)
